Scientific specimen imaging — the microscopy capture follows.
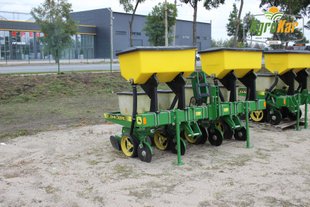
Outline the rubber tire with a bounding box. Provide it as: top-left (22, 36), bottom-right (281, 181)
top-left (110, 136), bottom-right (121, 151)
top-left (153, 131), bottom-right (170, 151)
top-left (221, 121), bottom-right (233, 140)
top-left (269, 110), bottom-right (282, 125)
top-left (137, 144), bottom-right (152, 163)
top-left (208, 128), bottom-right (223, 146)
top-left (234, 127), bottom-right (247, 141)
top-left (170, 138), bottom-right (186, 155)
top-left (120, 135), bottom-right (139, 158)
top-left (182, 130), bottom-right (199, 145)
top-left (280, 107), bottom-right (289, 119)
top-left (197, 126), bottom-right (208, 144)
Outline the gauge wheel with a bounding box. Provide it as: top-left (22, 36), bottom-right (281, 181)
top-left (170, 138), bottom-right (186, 155)
top-left (153, 131), bottom-right (170, 151)
top-left (197, 125), bottom-right (208, 144)
top-left (234, 127), bottom-right (247, 141)
top-left (208, 128), bottom-right (223, 146)
top-left (183, 130), bottom-right (199, 144)
top-left (120, 135), bottom-right (139, 157)
top-left (110, 135), bottom-right (121, 151)
top-left (269, 110), bottom-right (282, 125)
top-left (250, 110), bottom-right (264, 122)
top-left (137, 143), bottom-right (152, 163)
top-left (280, 107), bottom-right (289, 119)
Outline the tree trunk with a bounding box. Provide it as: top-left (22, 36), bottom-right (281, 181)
top-left (233, 0), bottom-right (243, 47)
top-left (192, 0), bottom-right (198, 46)
top-left (129, 1), bottom-right (140, 47)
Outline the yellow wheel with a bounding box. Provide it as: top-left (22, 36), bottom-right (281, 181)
top-left (215, 121), bottom-right (224, 132)
top-left (153, 131), bottom-right (169, 151)
top-left (183, 131), bottom-right (197, 144)
top-left (120, 135), bottom-right (138, 157)
top-left (250, 110), bottom-right (264, 122)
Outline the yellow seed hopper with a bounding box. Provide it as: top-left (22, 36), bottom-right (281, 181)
top-left (199, 48), bottom-right (263, 79)
top-left (264, 50), bottom-right (310, 75)
top-left (117, 46), bottom-right (196, 84)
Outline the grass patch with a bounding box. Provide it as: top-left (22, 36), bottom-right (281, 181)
top-left (0, 72), bottom-right (130, 139)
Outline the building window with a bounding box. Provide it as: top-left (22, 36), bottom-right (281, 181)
top-left (115, 31), bottom-right (127, 35)
top-left (131, 32), bottom-right (141, 36)
top-left (203, 36), bottom-right (207, 40)
top-left (196, 36), bottom-right (200, 39)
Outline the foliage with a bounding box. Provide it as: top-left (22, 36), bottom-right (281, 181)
top-left (305, 20), bottom-right (310, 29)
top-left (31, 0), bottom-right (77, 73)
top-left (119, 0), bottom-right (146, 47)
top-left (226, 4), bottom-right (240, 38)
top-left (259, 0), bottom-right (310, 16)
top-left (203, 0), bottom-right (225, 10)
top-left (211, 38), bottom-right (234, 47)
top-left (144, 2), bottom-right (177, 46)
top-left (180, 0), bottom-right (225, 46)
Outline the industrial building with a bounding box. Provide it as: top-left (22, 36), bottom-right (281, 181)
top-left (0, 9), bottom-right (211, 60)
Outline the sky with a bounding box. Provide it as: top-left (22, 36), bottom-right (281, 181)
top-left (0, 0), bottom-right (309, 42)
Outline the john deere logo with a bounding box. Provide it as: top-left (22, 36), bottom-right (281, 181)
top-left (250, 6), bottom-right (298, 36)
top-left (264, 6), bottom-right (284, 21)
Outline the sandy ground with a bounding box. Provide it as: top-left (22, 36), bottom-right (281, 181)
top-left (1, 121), bottom-right (310, 207)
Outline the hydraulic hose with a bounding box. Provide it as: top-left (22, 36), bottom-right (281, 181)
top-left (130, 84), bottom-right (137, 136)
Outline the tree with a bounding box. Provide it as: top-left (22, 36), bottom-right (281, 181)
top-left (120, 0), bottom-right (146, 47)
top-left (305, 20), bottom-right (310, 29)
top-left (226, 4), bottom-right (239, 38)
top-left (260, 0), bottom-right (310, 16)
top-left (144, 2), bottom-right (177, 46)
top-left (31, 0), bottom-right (77, 74)
top-left (233, 0), bottom-right (244, 47)
top-left (180, 0), bottom-right (225, 46)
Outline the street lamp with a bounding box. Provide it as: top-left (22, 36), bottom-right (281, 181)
top-left (108, 8), bottom-right (114, 73)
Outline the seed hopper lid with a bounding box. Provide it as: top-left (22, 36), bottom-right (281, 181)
top-left (198, 47), bottom-right (262, 54)
top-left (116, 46), bottom-right (197, 56)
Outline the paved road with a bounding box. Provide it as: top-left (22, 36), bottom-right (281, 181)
top-left (0, 61), bottom-right (201, 74)
top-left (0, 63), bottom-right (120, 73)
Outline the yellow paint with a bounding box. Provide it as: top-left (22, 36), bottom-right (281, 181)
top-left (118, 48), bottom-right (196, 84)
top-left (223, 108), bottom-right (229, 113)
top-left (199, 49), bottom-right (262, 79)
top-left (264, 53), bottom-right (310, 75)
top-left (136, 117), bottom-right (142, 125)
top-left (195, 111), bottom-right (202, 116)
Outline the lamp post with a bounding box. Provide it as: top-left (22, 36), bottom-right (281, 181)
top-left (108, 8), bottom-right (114, 73)
top-left (165, 0), bottom-right (168, 46)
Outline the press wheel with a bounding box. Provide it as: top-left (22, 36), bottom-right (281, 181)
top-left (153, 131), bottom-right (170, 151)
top-left (137, 143), bottom-right (152, 163)
top-left (120, 135), bottom-right (138, 157)
top-left (234, 127), bottom-right (247, 141)
top-left (250, 110), bottom-right (264, 122)
top-left (170, 138), bottom-right (186, 155)
top-left (216, 121), bottom-right (232, 140)
top-left (208, 128), bottom-right (223, 146)
top-left (269, 110), bottom-right (282, 125)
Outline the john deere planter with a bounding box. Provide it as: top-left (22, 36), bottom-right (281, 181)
top-left (104, 46), bottom-right (265, 164)
top-left (198, 48), bottom-right (264, 144)
top-left (250, 50), bottom-right (310, 129)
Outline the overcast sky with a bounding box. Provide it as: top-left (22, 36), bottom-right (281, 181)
top-left (0, 0), bottom-right (309, 41)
